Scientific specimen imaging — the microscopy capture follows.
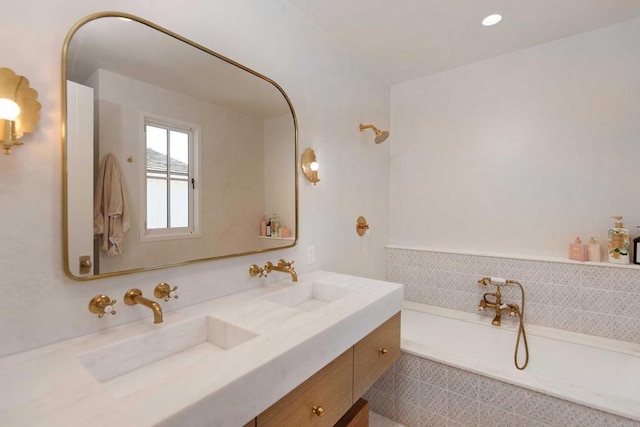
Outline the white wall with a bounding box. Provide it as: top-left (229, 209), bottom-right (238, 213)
top-left (0, 0), bottom-right (390, 357)
top-left (390, 19), bottom-right (640, 259)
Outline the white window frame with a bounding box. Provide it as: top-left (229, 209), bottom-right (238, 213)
top-left (139, 112), bottom-right (201, 242)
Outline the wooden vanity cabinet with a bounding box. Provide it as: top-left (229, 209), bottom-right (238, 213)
top-left (353, 312), bottom-right (401, 399)
top-left (255, 312), bottom-right (400, 427)
top-left (257, 349), bottom-right (354, 427)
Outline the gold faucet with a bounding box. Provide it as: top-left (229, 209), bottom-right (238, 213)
top-left (249, 259), bottom-right (297, 282)
top-left (124, 288), bottom-right (163, 324)
top-left (477, 278), bottom-right (518, 326)
top-left (477, 277), bottom-right (530, 371)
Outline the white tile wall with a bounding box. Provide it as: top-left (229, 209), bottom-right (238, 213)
top-left (364, 353), bottom-right (640, 427)
top-left (386, 248), bottom-right (640, 344)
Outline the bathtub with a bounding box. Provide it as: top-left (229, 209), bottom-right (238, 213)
top-left (401, 301), bottom-right (640, 422)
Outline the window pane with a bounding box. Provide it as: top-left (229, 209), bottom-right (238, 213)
top-left (147, 178), bottom-right (167, 229)
top-left (170, 180), bottom-right (189, 228)
top-left (169, 130), bottom-right (189, 174)
top-left (147, 125), bottom-right (168, 173)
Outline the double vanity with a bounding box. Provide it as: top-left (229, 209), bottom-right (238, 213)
top-left (0, 271), bottom-right (402, 426)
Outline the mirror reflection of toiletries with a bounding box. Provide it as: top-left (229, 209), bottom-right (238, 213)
top-left (63, 13), bottom-right (297, 280)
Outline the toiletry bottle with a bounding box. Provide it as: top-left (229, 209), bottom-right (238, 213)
top-left (266, 217), bottom-right (271, 237)
top-left (608, 216), bottom-right (629, 264)
top-left (281, 225), bottom-right (290, 238)
top-left (569, 237), bottom-right (587, 261)
top-left (587, 237), bottom-right (601, 262)
top-left (260, 215), bottom-right (267, 237)
top-left (634, 226), bottom-right (640, 265)
top-left (272, 213), bottom-right (279, 237)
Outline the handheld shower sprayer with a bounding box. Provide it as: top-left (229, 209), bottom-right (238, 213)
top-left (478, 277), bottom-right (508, 287)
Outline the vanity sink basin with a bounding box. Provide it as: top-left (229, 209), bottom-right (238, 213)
top-left (77, 316), bottom-right (257, 397)
top-left (262, 281), bottom-right (356, 311)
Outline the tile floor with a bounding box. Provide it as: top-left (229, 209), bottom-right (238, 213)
top-left (370, 411), bottom-right (405, 427)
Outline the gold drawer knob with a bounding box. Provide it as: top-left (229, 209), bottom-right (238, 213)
top-left (312, 405), bottom-right (325, 417)
top-left (379, 347), bottom-right (389, 355)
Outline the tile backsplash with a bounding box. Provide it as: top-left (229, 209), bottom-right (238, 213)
top-left (385, 247), bottom-right (640, 344)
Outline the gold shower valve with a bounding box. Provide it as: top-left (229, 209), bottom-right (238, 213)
top-left (356, 216), bottom-right (369, 236)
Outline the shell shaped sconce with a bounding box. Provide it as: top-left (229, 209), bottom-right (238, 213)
top-left (301, 147), bottom-right (320, 185)
top-left (0, 67), bottom-right (41, 155)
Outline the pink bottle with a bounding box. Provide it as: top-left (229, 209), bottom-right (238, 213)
top-left (260, 215), bottom-right (267, 236)
top-left (569, 237), bottom-right (587, 261)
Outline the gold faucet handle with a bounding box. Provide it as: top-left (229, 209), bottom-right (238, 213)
top-left (249, 264), bottom-right (267, 278)
top-left (154, 282), bottom-right (179, 302)
top-left (88, 295), bottom-right (117, 318)
top-left (277, 259), bottom-right (294, 269)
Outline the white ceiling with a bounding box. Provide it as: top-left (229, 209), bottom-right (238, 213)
top-left (285, 0), bottom-right (640, 84)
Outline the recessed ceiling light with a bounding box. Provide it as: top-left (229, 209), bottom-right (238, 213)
top-left (482, 14), bottom-right (502, 27)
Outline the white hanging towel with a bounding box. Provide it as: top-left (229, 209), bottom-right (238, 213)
top-left (94, 153), bottom-right (130, 256)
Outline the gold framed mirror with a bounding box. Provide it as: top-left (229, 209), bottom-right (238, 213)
top-left (62, 12), bottom-right (298, 280)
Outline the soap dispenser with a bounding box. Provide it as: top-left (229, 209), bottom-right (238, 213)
top-left (569, 237), bottom-right (587, 262)
top-left (608, 216), bottom-right (630, 264)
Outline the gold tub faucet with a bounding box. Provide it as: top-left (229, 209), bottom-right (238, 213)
top-left (124, 288), bottom-right (163, 324)
top-left (477, 277), bottom-right (519, 326)
top-left (476, 277), bottom-right (530, 370)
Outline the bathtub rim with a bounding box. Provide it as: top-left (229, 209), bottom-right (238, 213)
top-left (401, 301), bottom-right (640, 422)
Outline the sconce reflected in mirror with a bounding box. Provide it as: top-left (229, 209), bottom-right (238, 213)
top-left (0, 67), bottom-right (41, 155)
top-left (301, 147), bottom-right (320, 185)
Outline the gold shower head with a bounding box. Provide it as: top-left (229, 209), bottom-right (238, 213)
top-left (359, 123), bottom-right (389, 144)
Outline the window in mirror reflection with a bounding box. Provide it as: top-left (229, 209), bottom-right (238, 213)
top-left (143, 117), bottom-right (200, 241)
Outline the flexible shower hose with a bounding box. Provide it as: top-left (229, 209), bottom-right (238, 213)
top-left (511, 280), bottom-right (529, 370)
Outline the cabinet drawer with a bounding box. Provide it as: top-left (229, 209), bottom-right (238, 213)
top-left (353, 312), bottom-right (401, 399)
top-left (257, 348), bottom-right (354, 427)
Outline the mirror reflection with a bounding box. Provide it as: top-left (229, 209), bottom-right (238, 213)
top-left (63, 13), bottom-right (297, 280)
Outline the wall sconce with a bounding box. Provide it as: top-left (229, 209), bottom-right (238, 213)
top-left (0, 67), bottom-right (41, 155)
top-left (301, 147), bottom-right (320, 185)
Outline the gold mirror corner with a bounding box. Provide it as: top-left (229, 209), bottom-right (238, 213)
top-left (62, 12), bottom-right (298, 281)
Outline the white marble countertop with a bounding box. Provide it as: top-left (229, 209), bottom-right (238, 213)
top-left (0, 271), bottom-right (403, 427)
